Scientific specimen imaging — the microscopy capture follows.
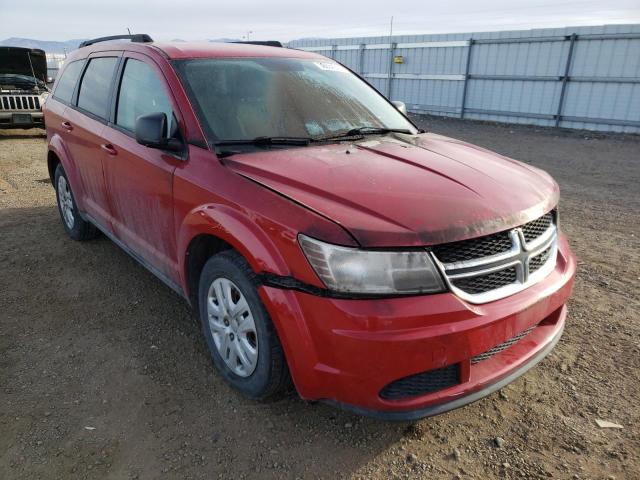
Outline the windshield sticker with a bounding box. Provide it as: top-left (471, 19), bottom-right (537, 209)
top-left (325, 119), bottom-right (351, 132)
top-left (313, 62), bottom-right (347, 73)
top-left (305, 121), bottom-right (324, 136)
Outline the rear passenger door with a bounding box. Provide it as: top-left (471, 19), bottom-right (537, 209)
top-left (63, 54), bottom-right (120, 231)
top-left (101, 53), bottom-right (182, 282)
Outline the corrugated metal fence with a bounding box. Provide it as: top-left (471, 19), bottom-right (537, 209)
top-left (46, 53), bottom-right (67, 81)
top-left (288, 24), bottom-right (640, 133)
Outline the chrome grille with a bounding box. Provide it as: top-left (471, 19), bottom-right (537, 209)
top-left (0, 95), bottom-right (41, 111)
top-left (471, 325), bottom-right (536, 364)
top-left (522, 212), bottom-right (553, 243)
top-left (431, 211), bottom-right (558, 304)
top-left (452, 266), bottom-right (517, 295)
top-left (432, 231), bottom-right (512, 263)
top-left (529, 245), bottom-right (553, 273)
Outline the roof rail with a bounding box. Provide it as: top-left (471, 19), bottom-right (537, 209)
top-left (231, 40), bottom-right (283, 48)
top-left (79, 34), bottom-right (154, 48)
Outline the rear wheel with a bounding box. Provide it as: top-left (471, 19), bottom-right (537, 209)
top-left (54, 164), bottom-right (97, 241)
top-left (198, 250), bottom-right (290, 400)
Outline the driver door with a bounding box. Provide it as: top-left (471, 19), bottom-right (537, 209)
top-left (101, 52), bottom-right (183, 282)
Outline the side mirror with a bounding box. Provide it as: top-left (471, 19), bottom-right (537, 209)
top-left (392, 100), bottom-right (408, 116)
top-left (135, 112), bottom-right (182, 152)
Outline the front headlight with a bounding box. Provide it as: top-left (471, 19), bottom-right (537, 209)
top-left (298, 234), bottom-right (446, 295)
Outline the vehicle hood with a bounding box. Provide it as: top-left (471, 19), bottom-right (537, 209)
top-left (223, 133), bottom-right (559, 247)
top-left (0, 47), bottom-right (48, 91)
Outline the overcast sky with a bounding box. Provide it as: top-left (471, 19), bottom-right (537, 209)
top-left (3, 0), bottom-right (640, 41)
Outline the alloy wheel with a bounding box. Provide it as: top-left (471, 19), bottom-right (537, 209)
top-left (57, 175), bottom-right (74, 229)
top-left (206, 277), bottom-right (258, 377)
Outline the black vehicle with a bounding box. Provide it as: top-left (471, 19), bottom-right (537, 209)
top-left (0, 46), bottom-right (50, 128)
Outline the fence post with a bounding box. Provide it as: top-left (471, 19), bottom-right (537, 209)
top-left (358, 43), bottom-right (366, 75)
top-left (387, 42), bottom-right (397, 99)
top-left (330, 45), bottom-right (337, 60)
top-left (555, 33), bottom-right (577, 127)
top-left (459, 39), bottom-right (474, 119)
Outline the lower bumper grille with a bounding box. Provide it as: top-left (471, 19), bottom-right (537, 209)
top-left (380, 364), bottom-right (460, 400)
top-left (471, 325), bottom-right (536, 364)
top-left (379, 325), bottom-right (538, 400)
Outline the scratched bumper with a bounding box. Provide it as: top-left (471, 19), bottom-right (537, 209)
top-left (258, 233), bottom-right (576, 419)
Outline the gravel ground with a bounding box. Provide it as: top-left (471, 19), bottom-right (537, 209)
top-left (1, 116), bottom-right (638, 480)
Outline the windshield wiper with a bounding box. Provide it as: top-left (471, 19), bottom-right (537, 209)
top-left (314, 126), bottom-right (414, 142)
top-left (213, 129), bottom-right (416, 156)
top-left (215, 136), bottom-right (312, 147)
top-left (214, 136), bottom-right (313, 158)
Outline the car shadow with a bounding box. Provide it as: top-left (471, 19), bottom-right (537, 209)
top-left (0, 128), bottom-right (46, 139)
top-left (1, 205), bottom-right (418, 479)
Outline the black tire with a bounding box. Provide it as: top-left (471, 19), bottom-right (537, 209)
top-left (198, 250), bottom-right (291, 400)
top-left (54, 164), bottom-right (98, 241)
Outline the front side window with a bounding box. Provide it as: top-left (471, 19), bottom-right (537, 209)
top-left (53, 60), bottom-right (84, 104)
top-left (116, 58), bottom-right (174, 135)
top-left (174, 57), bottom-right (416, 142)
top-left (77, 57), bottom-right (118, 119)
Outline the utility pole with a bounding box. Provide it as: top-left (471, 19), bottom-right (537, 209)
top-left (387, 16), bottom-right (395, 99)
top-left (246, 30), bottom-right (253, 41)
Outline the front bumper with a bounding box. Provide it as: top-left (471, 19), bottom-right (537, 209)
top-left (0, 111), bottom-right (44, 128)
top-left (259, 233), bottom-right (576, 420)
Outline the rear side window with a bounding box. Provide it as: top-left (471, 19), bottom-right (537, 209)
top-left (77, 57), bottom-right (118, 119)
top-left (53, 60), bottom-right (84, 104)
top-left (116, 58), bottom-right (174, 135)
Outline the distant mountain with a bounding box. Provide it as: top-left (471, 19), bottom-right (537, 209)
top-left (0, 37), bottom-right (84, 53)
top-left (208, 38), bottom-right (243, 43)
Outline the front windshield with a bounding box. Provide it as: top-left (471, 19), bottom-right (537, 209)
top-left (174, 57), bottom-right (416, 142)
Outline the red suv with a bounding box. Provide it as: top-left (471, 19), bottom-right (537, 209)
top-left (44, 34), bottom-right (576, 420)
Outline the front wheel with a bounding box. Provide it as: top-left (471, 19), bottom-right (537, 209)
top-left (54, 164), bottom-right (97, 241)
top-left (198, 250), bottom-right (290, 400)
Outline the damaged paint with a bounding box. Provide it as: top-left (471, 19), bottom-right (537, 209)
top-left (223, 133), bottom-right (559, 247)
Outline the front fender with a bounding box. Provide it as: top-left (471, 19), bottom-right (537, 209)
top-left (176, 203), bottom-right (329, 397)
top-left (176, 203), bottom-right (292, 291)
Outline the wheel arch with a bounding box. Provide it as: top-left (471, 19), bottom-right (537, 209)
top-left (179, 204), bottom-right (292, 306)
top-left (47, 134), bottom-right (85, 208)
top-left (184, 233), bottom-right (234, 307)
top-left (178, 204), bottom-right (325, 399)
top-left (47, 150), bottom-right (61, 184)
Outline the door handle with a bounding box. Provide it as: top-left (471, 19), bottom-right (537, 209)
top-left (61, 121), bottom-right (73, 132)
top-left (101, 143), bottom-right (118, 156)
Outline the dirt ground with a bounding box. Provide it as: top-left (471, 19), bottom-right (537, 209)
top-left (1, 116), bottom-right (638, 480)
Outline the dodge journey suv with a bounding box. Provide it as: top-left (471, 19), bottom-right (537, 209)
top-left (44, 34), bottom-right (576, 420)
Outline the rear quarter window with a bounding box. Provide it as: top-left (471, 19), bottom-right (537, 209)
top-left (52, 60), bottom-right (84, 104)
top-left (77, 57), bottom-right (118, 119)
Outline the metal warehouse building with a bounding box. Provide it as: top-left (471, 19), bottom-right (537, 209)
top-left (289, 24), bottom-right (640, 133)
